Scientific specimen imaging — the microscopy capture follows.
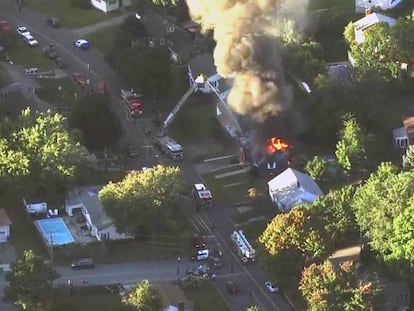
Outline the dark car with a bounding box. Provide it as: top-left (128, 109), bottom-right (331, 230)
top-left (46, 18), bottom-right (61, 28)
top-left (124, 144), bottom-right (139, 158)
top-left (226, 281), bottom-right (240, 295)
top-left (209, 256), bottom-right (222, 269)
top-left (71, 258), bottom-right (94, 269)
top-left (42, 43), bottom-right (58, 59)
top-left (192, 235), bottom-right (206, 249)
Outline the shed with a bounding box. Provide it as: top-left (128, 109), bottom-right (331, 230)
top-left (0, 209), bottom-right (12, 243)
top-left (267, 168), bottom-right (323, 212)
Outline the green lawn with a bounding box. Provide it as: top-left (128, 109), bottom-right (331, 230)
top-left (86, 26), bottom-right (118, 54)
top-left (8, 40), bottom-right (54, 70)
top-left (182, 283), bottom-right (231, 311)
top-left (25, 0), bottom-right (121, 29)
top-left (36, 77), bottom-right (81, 108)
top-left (2, 189), bottom-right (47, 258)
top-left (54, 290), bottom-right (122, 311)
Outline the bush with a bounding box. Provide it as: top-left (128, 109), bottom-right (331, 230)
top-left (71, 0), bottom-right (92, 9)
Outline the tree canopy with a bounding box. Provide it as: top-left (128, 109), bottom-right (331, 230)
top-left (259, 207), bottom-right (331, 260)
top-left (69, 93), bottom-right (122, 150)
top-left (402, 145), bottom-right (414, 170)
top-left (5, 250), bottom-right (59, 311)
top-left (335, 115), bottom-right (367, 173)
top-left (299, 261), bottom-right (375, 311)
top-left (0, 109), bottom-right (84, 198)
top-left (122, 280), bottom-right (162, 311)
top-left (305, 156), bottom-right (327, 180)
top-left (99, 165), bottom-right (186, 237)
top-left (352, 162), bottom-right (414, 264)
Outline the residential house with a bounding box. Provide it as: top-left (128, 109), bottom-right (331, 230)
top-left (22, 198), bottom-right (47, 215)
top-left (348, 12), bottom-right (397, 66)
top-left (90, 0), bottom-right (131, 13)
top-left (65, 186), bottom-right (132, 241)
top-left (0, 209), bottom-right (11, 243)
top-left (355, 0), bottom-right (405, 13)
top-left (267, 168), bottom-right (323, 213)
top-left (143, 12), bottom-right (193, 64)
top-left (393, 116), bottom-right (414, 148)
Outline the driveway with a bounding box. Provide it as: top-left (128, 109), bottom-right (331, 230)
top-left (0, 3), bottom-right (293, 310)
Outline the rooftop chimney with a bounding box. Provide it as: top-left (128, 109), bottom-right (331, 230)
top-left (365, 8), bottom-right (372, 16)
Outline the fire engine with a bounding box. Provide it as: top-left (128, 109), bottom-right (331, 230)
top-left (230, 230), bottom-right (256, 263)
top-left (120, 89), bottom-right (143, 119)
top-left (192, 183), bottom-right (213, 210)
top-left (155, 136), bottom-right (184, 160)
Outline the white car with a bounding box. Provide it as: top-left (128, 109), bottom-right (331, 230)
top-left (73, 39), bottom-right (89, 49)
top-left (264, 281), bottom-right (279, 293)
top-left (22, 34), bottom-right (39, 47)
top-left (16, 25), bottom-right (30, 36)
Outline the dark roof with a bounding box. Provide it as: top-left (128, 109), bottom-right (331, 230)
top-left (166, 29), bottom-right (192, 54)
top-left (188, 52), bottom-right (217, 78)
top-left (403, 116), bottom-right (414, 141)
top-left (0, 208), bottom-right (11, 226)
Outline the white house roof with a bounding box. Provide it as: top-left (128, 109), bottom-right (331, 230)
top-left (354, 13), bottom-right (397, 30)
top-left (268, 168), bottom-right (323, 212)
top-left (355, 0), bottom-right (405, 13)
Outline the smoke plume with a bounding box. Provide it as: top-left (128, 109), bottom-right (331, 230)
top-left (186, 0), bottom-right (290, 122)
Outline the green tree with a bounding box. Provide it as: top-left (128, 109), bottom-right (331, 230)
top-left (69, 93), bottom-right (122, 150)
top-left (352, 162), bottom-right (414, 263)
top-left (99, 165), bottom-right (186, 237)
top-left (299, 261), bottom-right (375, 311)
top-left (150, 0), bottom-right (179, 7)
top-left (122, 280), bottom-right (162, 311)
top-left (335, 115), bottom-right (367, 173)
top-left (390, 17), bottom-right (414, 65)
top-left (5, 250), bottom-right (59, 311)
top-left (247, 306), bottom-right (261, 311)
top-left (346, 22), bottom-right (398, 79)
top-left (305, 156), bottom-right (327, 180)
top-left (259, 207), bottom-right (332, 260)
top-left (0, 137), bottom-right (30, 178)
top-left (402, 145), bottom-right (414, 170)
top-left (312, 185), bottom-right (357, 246)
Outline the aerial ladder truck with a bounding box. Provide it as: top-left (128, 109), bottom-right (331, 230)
top-left (156, 75), bottom-right (251, 165)
top-left (230, 230), bottom-right (256, 263)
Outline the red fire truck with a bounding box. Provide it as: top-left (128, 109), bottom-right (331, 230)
top-left (120, 89), bottom-right (143, 119)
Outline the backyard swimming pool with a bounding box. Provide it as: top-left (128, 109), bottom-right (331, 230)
top-left (36, 217), bottom-right (74, 246)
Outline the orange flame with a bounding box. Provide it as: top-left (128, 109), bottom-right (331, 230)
top-left (267, 137), bottom-right (289, 154)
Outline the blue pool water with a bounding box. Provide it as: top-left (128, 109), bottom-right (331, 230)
top-left (36, 217), bottom-right (74, 246)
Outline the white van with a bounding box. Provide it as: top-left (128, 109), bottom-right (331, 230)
top-left (191, 249), bottom-right (209, 261)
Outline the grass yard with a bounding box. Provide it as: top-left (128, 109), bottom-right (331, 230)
top-left (182, 283), bottom-right (231, 311)
top-left (25, 0), bottom-right (121, 29)
top-left (85, 26), bottom-right (118, 54)
top-left (8, 40), bottom-right (54, 70)
top-left (2, 189), bottom-right (47, 257)
top-left (36, 77), bottom-right (81, 108)
top-left (53, 290), bottom-right (122, 311)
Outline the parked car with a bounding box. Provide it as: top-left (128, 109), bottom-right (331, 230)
top-left (22, 34), bottom-right (39, 47)
top-left (191, 249), bottom-right (209, 261)
top-left (16, 25), bottom-right (30, 36)
top-left (55, 57), bottom-right (68, 69)
top-left (192, 236), bottom-right (206, 249)
top-left (72, 72), bottom-right (89, 86)
top-left (42, 43), bottom-right (58, 59)
top-left (124, 144), bottom-right (139, 158)
top-left (46, 17), bottom-right (60, 28)
top-left (71, 258), bottom-right (95, 269)
top-left (73, 39), bottom-right (89, 50)
top-left (0, 20), bottom-right (12, 32)
top-left (264, 281), bottom-right (279, 293)
top-left (226, 281), bottom-right (240, 295)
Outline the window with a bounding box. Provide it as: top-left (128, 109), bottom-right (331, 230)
top-left (108, 0), bottom-right (116, 4)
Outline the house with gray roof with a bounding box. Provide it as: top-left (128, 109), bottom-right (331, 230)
top-left (355, 0), bottom-right (405, 13)
top-left (65, 186), bottom-right (131, 241)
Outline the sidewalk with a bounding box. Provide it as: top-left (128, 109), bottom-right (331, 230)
top-left (72, 12), bottom-right (132, 36)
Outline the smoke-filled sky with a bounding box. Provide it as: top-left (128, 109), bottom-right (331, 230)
top-left (186, 0), bottom-right (296, 122)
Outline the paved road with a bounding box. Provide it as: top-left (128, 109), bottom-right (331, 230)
top-left (0, 4), bottom-right (293, 310)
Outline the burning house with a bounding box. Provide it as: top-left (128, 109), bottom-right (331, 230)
top-left (185, 0), bottom-right (296, 176)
